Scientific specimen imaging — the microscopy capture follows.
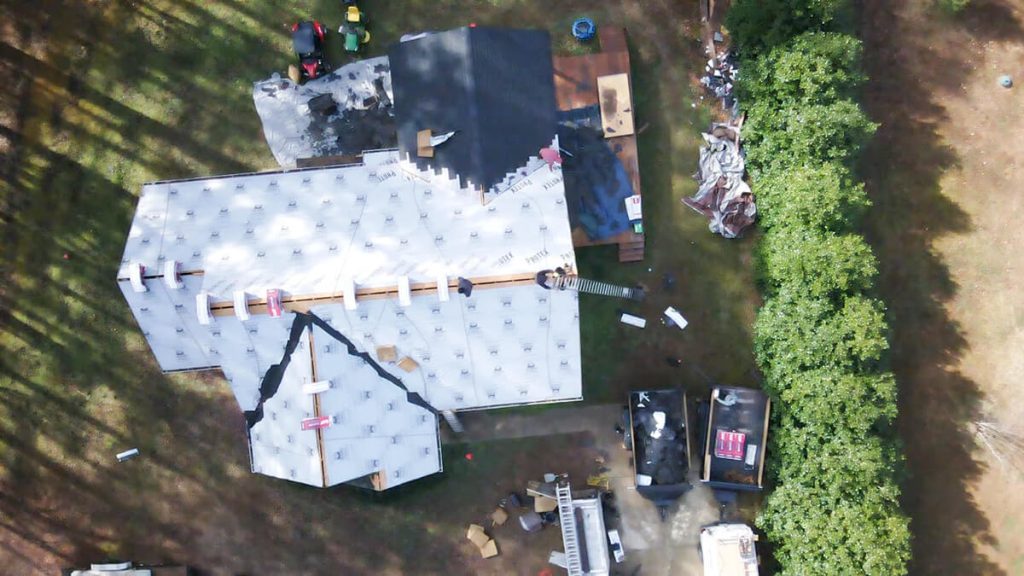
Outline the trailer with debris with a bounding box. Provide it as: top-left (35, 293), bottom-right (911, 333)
top-left (624, 388), bottom-right (692, 517)
top-left (699, 387), bottom-right (770, 492)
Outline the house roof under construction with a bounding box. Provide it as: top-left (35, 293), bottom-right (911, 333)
top-left (117, 150), bottom-right (582, 488)
top-left (389, 27), bottom-right (557, 199)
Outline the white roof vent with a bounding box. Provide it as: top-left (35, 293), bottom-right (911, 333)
top-left (196, 291), bottom-right (212, 325)
top-left (163, 260), bottom-right (183, 290)
top-left (398, 276), bottom-right (412, 307)
top-left (128, 262), bottom-right (147, 293)
top-left (233, 290), bottom-right (250, 321)
top-left (436, 274), bottom-right (450, 302)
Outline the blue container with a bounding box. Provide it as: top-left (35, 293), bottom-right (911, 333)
top-left (572, 17), bottom-right (596, 41)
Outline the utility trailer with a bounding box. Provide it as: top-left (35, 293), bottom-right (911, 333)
top-left (698, 386), bottom-right (770, 492)
top-left (624, 388), bottom-right (692, 518)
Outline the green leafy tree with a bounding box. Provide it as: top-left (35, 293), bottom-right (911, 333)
top-left (726, 0), bottom-right (850, 55)
top-left (741, 32), bottom-right (865, 107)
top-left (770, 425), bottom-right (902, 487)
top-left (758, 479), bottom-right (911, 576)
top-left (734, 2), bottom-right (910, 572)
top-left (757, 228), bottom-right (878, 299)
top-left (744, 99), bottom-right (877, 171)
top-left (754, 292), bottom-right (889, 381)
top-left (937, 0), bottom-right (971, 14)
top-left (766, 369), bottom-right (898, 435)
top-left (755, 162), bottom-right (870, 232)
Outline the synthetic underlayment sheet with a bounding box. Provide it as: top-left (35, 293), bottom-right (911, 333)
top-left (120, 150), bottom-right (574, 298)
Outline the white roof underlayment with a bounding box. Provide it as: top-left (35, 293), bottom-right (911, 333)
top-left (119, 150), bottom-right (573, 296)
top-left (118, 148), bottom-right (580, 488)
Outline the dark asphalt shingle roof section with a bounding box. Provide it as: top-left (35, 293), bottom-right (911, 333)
top-left (389, 27), bottom-right (557, 193)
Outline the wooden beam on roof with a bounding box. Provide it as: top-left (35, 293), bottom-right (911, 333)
top-left (307, 328), bottom-right (330, 488)
top-left (208, 272), bottom-right (538, 318)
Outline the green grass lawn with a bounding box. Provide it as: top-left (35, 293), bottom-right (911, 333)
top-left (0, 1), bottom-right (757, 572)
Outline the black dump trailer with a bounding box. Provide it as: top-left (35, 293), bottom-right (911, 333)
top-left (625, 389), bottom-right (692, 518)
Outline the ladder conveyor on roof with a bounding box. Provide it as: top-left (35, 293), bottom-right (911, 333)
top-left (552, 275), bottom-right (641, 301)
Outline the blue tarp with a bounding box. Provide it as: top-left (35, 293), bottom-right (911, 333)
top-left (557, 106), bottom-right (634, 241)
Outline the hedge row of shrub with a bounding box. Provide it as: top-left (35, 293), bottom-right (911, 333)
top-left (726, 3), bottom-right (912, 574)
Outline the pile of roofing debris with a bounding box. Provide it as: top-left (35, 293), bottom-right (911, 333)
top-left (466, 471), bottom-right (622, 569)
top-left (700, 47), bottom-right (739, 115)
top-left (623, 389), bottom-right (691, 519)
top-left (466, 471), bottom-right (622, 574)
top-left (253, 57), bottom-right (394, 167)
top-left (683, 123), bottom-right (756, 239)
top-left (611, 384), bottom-right (767, 573)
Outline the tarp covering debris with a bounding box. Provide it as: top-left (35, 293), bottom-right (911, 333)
top-left (557, 106), bottom-right (634, 241)
top-left (683, 124), bottom-right (756, 239)
top-left (253, 56), bottom-right (394, 167)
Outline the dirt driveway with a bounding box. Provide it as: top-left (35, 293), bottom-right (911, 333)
top-left (860, 0), bottom-right (1024, 573)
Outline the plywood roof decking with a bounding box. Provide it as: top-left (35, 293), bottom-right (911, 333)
top-left (552, 28), bottom-right (645, 253)
top-left (553, 52), bottom-right (631, 111)
top-left (598, 26), bottom-right (629, 54)
top-left (597, 73), bottom-right (635, 138)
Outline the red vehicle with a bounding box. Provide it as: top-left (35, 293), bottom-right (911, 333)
top-left (291, 21), bottom-right (330, 81)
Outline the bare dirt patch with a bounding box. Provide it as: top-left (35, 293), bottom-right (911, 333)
top-left (860, 0), bottom-right (1024, 573)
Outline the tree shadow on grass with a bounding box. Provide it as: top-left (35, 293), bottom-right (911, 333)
top-left (858, 0), bottom-right (1018, 573)
top-left (0, 0), bottom-right (731, 573)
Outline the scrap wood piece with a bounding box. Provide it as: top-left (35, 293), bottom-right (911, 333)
top-left (664, 306), bottom-right (689, 331)
top-left (534, 496), bottom-right (558, 513)
top-left (479, 539), bottom-right (499, 558)
top-left (416, 129), bottom-right (434, 158)
top-left (397, 356), bottom-right (419, 372)
top-left (597, 73), bottom-right (635, 138)
top-left (491, 507), bottom-right (509, 526)
top-left (467, 523), bottom-right (490, 548)
top-left (376, 345), bottom-right (398, 363)
top-left (527, 480), bottom-right (556, 499)
top-left (620, 313), bottom-right (646, 328)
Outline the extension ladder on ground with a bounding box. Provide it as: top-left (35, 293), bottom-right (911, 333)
top-left (556, 483), bottom-right (584, 576)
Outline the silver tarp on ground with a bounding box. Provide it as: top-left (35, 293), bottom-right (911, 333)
top-left (252, 56), bottom-right (393, 167)
top-left (683, 124), bottom-right (756, 239)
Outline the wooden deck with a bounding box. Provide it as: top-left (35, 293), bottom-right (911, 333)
top-left (553, 28), bottom-right (645, 262)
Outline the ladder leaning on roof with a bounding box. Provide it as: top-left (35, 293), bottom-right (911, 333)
top-left (556, 482), bottom-right (584, 576)
top-left (538, 268), bottom-right (644, 302)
